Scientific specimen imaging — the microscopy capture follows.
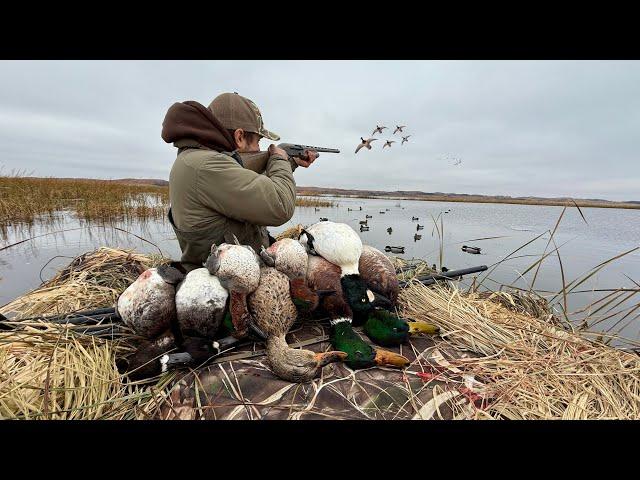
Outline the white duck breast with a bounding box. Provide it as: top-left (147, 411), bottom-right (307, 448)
top-left (175, 268), bottom-right (229, 338)
top-left (213, 244), bottom-right (261, 293)
top-left (117, 268), bottom-right (176, 338)
top-left (299, 221), bottom-right (363, 276)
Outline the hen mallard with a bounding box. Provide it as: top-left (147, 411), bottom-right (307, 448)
top-left (248, 267), bottom-right (347, 382)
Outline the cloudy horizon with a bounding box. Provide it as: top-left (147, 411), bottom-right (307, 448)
top-left (1, 60), bottom-right (638, 202)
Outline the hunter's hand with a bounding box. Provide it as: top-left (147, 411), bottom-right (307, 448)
top-left (268, 144), bottom-right (289, 160)
top-left (294, 149), bottom-right (318, 168)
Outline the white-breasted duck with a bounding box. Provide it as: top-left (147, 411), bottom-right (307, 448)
top-left (116, 264), bottom-right (185, 339)
top-left (205, 240), bottom-right (261, 338)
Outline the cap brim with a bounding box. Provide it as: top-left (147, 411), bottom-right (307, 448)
top-left (259, 127), bottom-right (280, 142)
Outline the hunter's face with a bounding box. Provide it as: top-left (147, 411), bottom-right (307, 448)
top-left (234, 129), bottom-right (261, 153)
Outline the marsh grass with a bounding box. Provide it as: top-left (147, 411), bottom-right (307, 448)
top-left (0, 174), bottom-right (333, 232)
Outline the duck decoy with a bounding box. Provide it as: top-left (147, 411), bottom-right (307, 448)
top-left (384, 246), bottom-right (405, 254)
top-left (401, 135), bottom-right (411, 145)
top-left (385, 208), bottom-right (390, 211)
top-left (411, 216), bottom-right (419, 221)
top-left (348, 208), bottom-right (353, 211)
top-left (387, 227), bottom-right (392, 234)
top-left (360, 225), bottom-right (370, 231)
top-left (205, 240), bottom-right (261, 339)
top-left (382, 140), bottom-right (395, 149)
top-left (314, 207), bottom-right (320, 212)
top-left (462, 245), bottom-right (482, 254)
top-left (359, 206), bottom-right (362, 211)
top-left (372, 125), bottom-right (387, 135)
top-left (355, 137), bottom-right (378, 153)
top-left (379, 211), bottom-right (385, 214)
top-left (393, 125), bottom-right (407, 134)
top-left (416, 224), bottom-right (424, 231)
top-left (248, 266), bottom-right (347, 382)
top-left (365, 214), bottom-right (372, 218)
top-left (319, 217), bottom-right (329, 221)
top-left (359, 219), bottom-right (368, 225)
top-left (414, 233), bottom-right (421, 241)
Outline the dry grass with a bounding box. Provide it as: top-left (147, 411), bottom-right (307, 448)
top-left (295, 196), bottom-right (335, 207)
top-left (400, 281), bottom-right (640, 419)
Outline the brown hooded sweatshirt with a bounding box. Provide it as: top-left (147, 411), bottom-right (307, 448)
top-left (162, 101), bottom-right (297, 270)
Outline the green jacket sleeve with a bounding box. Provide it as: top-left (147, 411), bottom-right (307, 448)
top-left (196, 152), bottom-right (297, 226)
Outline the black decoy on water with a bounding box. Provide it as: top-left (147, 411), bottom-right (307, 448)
top-left (359, 207), bottom-right (362, 211)
top-left (359, 219), bottom-right (368, 225)
top-left (385, 208), bottom-right (390, 211)
top-left (315, 207), bottom-right (320, 212)
top-left (412, 216), bottom-right (419, 221)
top-left (414, 233), bottom-right (422, 241)
top-left (387, 227), bottom-right (392, 234)
top-left (320, 217), bottom-right (328, 221)
top-left (348, 208), bottom-right (353, 211)
top-left (385, 246), bottom-right (405, 254)
top-left (379, 211), bottom-right (385, 214)
top-left (360, 225), bottom-right (370, 231)
top-left (366, 214), bottom-right (372, 218)
top-left (441, 266), bottom-right (449, 273)
top-left (462, 245), bottom-right (482, 254)
top-left (416, 224), bottom-right (424, 231)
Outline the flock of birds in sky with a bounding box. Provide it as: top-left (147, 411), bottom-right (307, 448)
top-left (355, 124), bottom-right (411, 154)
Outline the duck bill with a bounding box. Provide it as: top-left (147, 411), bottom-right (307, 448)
top-left (407, 321), bottom-right (440, 335)
top-left (314, 351), bottom-right (348, 367)
top-left (374, 349), bottom-right (410, 368)
top-left (368, 290), bottom-right (393, 309)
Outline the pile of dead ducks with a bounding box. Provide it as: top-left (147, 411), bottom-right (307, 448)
top-left (116, 222), bottom-right (439, 383)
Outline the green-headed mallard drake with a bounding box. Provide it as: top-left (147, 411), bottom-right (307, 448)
top-left (299, 221), bottom-right (382, 320)
top-left (248, 266), bottom-right (347, 382)
top-left (259, 238), bottom-right (331, 314)
top-left (205, 242), bottom-right (261, 339)
top-left (358, 245), bottom-right (439, 346)
top-left (116, 264), bottom-right (185, 338)
top-left (306, 254), bottom-right (409, 370)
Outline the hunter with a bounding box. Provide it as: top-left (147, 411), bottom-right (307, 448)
top-left (162, 92), bottom-right (317, 271)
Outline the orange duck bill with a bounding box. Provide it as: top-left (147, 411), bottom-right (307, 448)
top-left (373, 349), bottom-right (411, 368)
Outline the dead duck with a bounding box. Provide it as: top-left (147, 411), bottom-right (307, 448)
top-left (305, 255), bottom-right (409, 370)
top-left (416, 224), bottom-right (424, 231)
top-left (462, 245), bottom-right (482, 254)
top-left (355, 137), bottom-right (378, 153)
top-left (248, 266), bottom-right (347, 382)
top-left (393, 125), bottom-right (407, 134)
top-left (385, 246), bottom-right (405, 254)
top-left (116, 264), bottom-right (185, 338)
top-left (387, 227), bottom-right (392, 234)
top-left (259, 238), bottom-right (332, 313)
top-left (414, 233), bottom-right (422, 241)
top-left (205, 241), bottom-right (261, 339)
top-left (174, 267), bottom-right (228, 339)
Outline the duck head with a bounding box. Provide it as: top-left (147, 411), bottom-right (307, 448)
top-left (363, 309), bottom-right (440, 347)
top-left (340, 274), bottom-right (393, 324)
top-left (267, 336), bottom-right (348, 383)
top-left (330, 318), bottom-right (410, 370)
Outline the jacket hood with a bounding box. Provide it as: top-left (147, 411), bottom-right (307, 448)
top-left (162, 100), bottom-right (237, 152)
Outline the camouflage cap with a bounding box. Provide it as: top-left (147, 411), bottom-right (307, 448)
top-left (208, 92), bottom-right (280, 141)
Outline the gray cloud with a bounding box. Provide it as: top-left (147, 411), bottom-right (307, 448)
top-left (0, 60), bottom-right (638, 200)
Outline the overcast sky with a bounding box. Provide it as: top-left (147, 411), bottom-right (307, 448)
top-left (1, 60), bottom-right (638, 201)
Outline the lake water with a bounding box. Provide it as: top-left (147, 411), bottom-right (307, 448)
top-left (2, 197), bottom-right (639, 341)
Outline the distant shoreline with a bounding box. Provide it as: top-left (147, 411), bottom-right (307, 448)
top-left (297, 188), bottom-right (640, 210)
